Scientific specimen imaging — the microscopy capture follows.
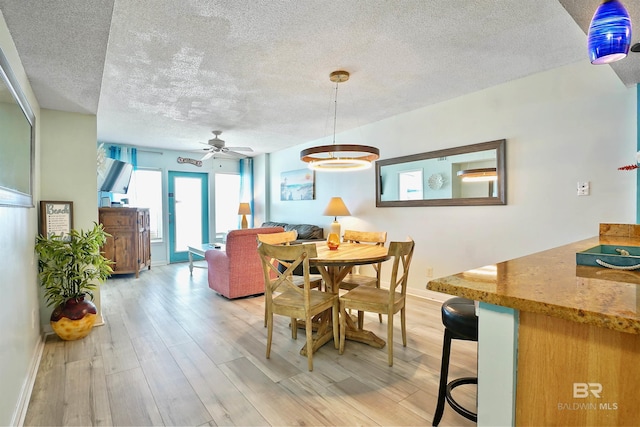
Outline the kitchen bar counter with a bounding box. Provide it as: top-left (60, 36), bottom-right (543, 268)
top-left (427, 225), bottom-right (640, 426)
top-left (427, 235), bottom-right (640, 334)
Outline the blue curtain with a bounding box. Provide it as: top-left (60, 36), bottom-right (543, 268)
top-left (129, 147), bottom-right (137, 170)
top-left (107, 145), bottom-right (137, 169)
top-left (239, 158), bottom-right (254, 227)
top-left (108, 145), bottom-right (121, 160)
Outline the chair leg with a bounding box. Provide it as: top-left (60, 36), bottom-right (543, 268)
top-left (387, 311), bottom-right (394, 366)
top-left (306, 313), bottom-right (314, 371)
top-left (266, 312), bottom-right (274, 359)
top-left (401, 306), bottom-right (407, 347)
top-left (291, 317), bottom-right (297, 339)
top-left (332, 301), bottom-right (340, 349)
top-left (357, 310), bottom-right (364, 329)
top-left (376, 279), bottom-right (382, 323)
top-left (339, 301), bottom-right (346, 354)
top-left (433, 329), bottom-right (453, 426)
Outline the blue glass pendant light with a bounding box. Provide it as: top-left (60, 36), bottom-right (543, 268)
top-left (588, 0), bottom-right (632, 65)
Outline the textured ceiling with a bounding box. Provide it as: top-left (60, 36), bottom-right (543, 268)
top-left (0, 0), bottom-right (638, 158)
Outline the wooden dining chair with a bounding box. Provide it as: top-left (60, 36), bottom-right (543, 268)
top-left (338, 237), bottom-right (415, 366)
top-left (258, 242), bottom-right (339, 371)
top-left (257, 230), bottom-right (323, 329)
top-left (340, 229), bottom-right (388, 323)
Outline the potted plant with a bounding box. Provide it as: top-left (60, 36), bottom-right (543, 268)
top-left (35, 222), bottom-right (113, 340)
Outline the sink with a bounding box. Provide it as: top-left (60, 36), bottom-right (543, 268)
top-left (576, 245), bottom-right (640, 270)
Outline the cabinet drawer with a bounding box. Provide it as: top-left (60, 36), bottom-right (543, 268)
top-left (100, 214), bottom-right (136, 228)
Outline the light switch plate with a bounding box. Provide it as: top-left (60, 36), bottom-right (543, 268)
top-left (577, 181), bottom-right (590, 196)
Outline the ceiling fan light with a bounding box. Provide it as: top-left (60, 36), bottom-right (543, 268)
top-left (588, 0), bottom-right (632, 65)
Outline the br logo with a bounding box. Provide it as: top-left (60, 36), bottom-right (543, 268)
top-left (573, 383), bottom-right (602, 398)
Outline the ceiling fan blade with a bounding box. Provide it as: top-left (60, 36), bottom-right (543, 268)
top-left (201, 152), bottom-right (215, 160)
top-left (225, 146), bottom-right (253, 152)
top-left (219, 150), bottom-right (246, 158)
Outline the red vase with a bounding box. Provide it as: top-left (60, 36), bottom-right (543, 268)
top-left (50, 295), bottom-right (97, 341)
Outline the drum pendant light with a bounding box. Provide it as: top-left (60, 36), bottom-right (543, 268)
top-left (588, 0), bottom-right (632, 65)
top-left (300, 71), bottom-right (379, 172)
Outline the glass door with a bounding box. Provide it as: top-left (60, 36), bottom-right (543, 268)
top-left (214, 173), bottom-right (241, 241)
top-left (168, 171), bottom-right (209, 263)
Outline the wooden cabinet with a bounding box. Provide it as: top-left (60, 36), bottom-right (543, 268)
top-left (99, 207), bottom-right (151, 277)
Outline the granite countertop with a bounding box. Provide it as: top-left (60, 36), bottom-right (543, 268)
top-left (427, 233), bottom-right (640, 334)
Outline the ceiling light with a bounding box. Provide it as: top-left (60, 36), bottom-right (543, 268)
top-left (457, 168), bottom-right (498, 182)
top-left (588, 0), bottom-right (632, 65)
top-left (300, 70), bottom-right (379, 172)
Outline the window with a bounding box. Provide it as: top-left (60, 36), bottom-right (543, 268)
top-left (118, 168), bottom-right (163, 241)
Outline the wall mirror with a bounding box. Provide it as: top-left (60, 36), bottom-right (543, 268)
top-left (0, 47), bottom-right (34, 207)
top-left (376, 139), bottom-right (506, 207)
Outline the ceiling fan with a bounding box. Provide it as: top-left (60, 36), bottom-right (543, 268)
top-left (198, 130), bottom-right (253, 160)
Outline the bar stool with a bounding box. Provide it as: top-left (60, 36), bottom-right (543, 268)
top-left (432, 297), bottom-right (478, 426)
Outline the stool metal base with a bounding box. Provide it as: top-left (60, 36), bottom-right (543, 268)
top-left (432, 328), bottom-right (477, 426)
top-left (445, 377), bottom-right (477, 422)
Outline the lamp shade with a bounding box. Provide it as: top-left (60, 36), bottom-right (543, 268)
top-left (323, 197), bottom-right (351, 217)
top-left (238, 202), bottom-right (251, 215)
top-left (588, 0), bottom-right (632, 65)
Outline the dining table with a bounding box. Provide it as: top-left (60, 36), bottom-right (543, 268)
top-left (298, 241), bottom-right (390, 356)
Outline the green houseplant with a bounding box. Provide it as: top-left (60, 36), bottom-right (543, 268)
top-left (35, 222), bottom-right (113, 340)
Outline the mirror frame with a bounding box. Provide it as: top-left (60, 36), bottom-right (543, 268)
top-left (0, 46), bottom-right (35, 208)
top-left (375, 139), bottom-right (506, 207)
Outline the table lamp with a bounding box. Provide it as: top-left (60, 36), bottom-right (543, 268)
top-left (238, 202), bottom-right (251, 229)
top-left (323, 197), bottom-right (351, 238)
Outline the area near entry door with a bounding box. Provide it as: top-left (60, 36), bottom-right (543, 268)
top-left (168, 171), bottom-right (209, 263)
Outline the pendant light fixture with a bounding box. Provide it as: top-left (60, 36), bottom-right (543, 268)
top-left (588, 0), bottom-right (632, 65)
top-left (300, 70), bottom-right (379, 171)
top-left (457, 168), bottom-right (497, 182)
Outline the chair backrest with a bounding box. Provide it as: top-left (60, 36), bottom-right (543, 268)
top-left (257, 230), bottom-right (298, 245)
top-left (258, 242), bottom-right (318, 308)
top-left (343, 230), bottom-right (387, 246)
top-left (386, 237), bottom-right (415, 299)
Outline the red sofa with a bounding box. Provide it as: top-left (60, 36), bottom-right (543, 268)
top-left (205, 227), bottom-right (284, 299)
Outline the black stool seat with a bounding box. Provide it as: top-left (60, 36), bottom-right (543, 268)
top-left (432, 297), bottom-right (478, 426)
top-left (441, 297), bottom-right (478, 341)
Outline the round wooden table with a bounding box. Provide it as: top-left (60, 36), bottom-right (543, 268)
top-left (299, 242), bottom-right (390, 356)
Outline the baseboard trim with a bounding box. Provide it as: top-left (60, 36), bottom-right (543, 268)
top-left (407, 287), bottom-right (450, 302)
top-left (12, 333), bottom-right (45, 427)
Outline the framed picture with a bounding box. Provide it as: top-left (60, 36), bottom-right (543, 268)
top-left (39, 201), bottom-right (73, 239)
top-left (280, 169), bottom-right (315, 201)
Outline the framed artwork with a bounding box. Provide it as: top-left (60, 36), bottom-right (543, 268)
top-left (280, 169), bottom-right (315, 201)
top-left (39, 201), bottom-right (73, 239)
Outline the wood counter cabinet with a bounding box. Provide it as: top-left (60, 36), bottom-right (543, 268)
top-left (428, 234), bottom-right (640, 426)
top-left (99, 207), bottom-right (151, 278)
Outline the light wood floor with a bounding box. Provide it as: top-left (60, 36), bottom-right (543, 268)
top-left (24, 262), bottom-right (477, 426)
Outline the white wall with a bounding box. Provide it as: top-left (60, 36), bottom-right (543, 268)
top-left (40, 109), bottom-right (102, 327)
top-left (0, 10), bottom-right (42, 426)
top-left (268, 60), bottom-right (636, 299)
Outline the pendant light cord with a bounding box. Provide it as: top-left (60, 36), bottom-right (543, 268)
top-left (332, 81), bottom-right (339, 145)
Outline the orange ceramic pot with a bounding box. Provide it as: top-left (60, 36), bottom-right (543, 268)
top-left (50, 295), bottom-right (97, 341)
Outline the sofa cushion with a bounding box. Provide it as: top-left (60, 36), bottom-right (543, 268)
top-left (261, 222), bottom-right (324, 242)
top-left (261, 221), bottom-right (288, 229)
top-left (285, 223), bottom-right (324, 241)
